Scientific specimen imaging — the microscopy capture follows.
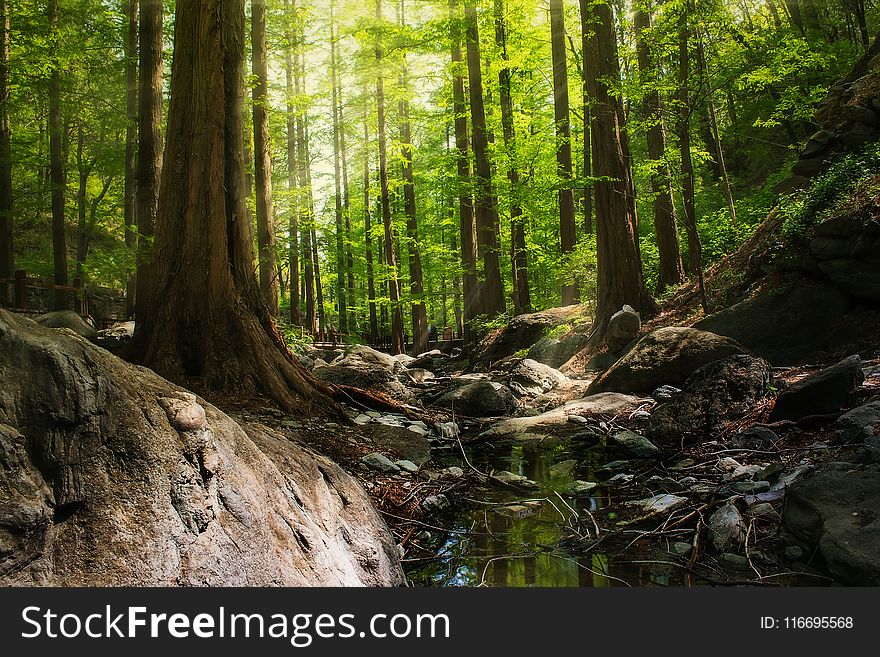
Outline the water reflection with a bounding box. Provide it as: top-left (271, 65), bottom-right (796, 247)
top-left (406, 437), bottom-right (671, 587)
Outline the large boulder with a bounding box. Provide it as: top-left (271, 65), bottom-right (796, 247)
top-left (0, 310), bottom-right (403, 586)
top-left (312, 344), bottom-right (415, 404)
top-left (471, 305), bottom-right (590, 367)
top-left (527, 333), bottom-right (589, 369)
top-left (783, 462), bottom-right (880, 585)
top-left (694, 281), bottom-right (854, 366)
top-left (501, 358), bottom-right (568, 397)
top-left (434, 381), bottom-right (517, 418)
top-left (95, 320), bottom-right (135, 351)
top-left (35, 310), bottom-right (98, 341)
top-left (647, 355), bottom-right (773, 445)
top-left (588, 327), bottom-right (747, 395)
top-left (770, 355), bottom-right (865, 421)
top-left (836, 401), bottom-right (880, 460)
top-left (365, 424), bottom-right (432, 466)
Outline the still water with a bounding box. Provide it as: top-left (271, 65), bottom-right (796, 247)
top-left (405, 437), bottom-right (676, 587)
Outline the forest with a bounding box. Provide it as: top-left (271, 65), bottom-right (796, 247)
top-left (0, 0), bottom-right (879, 588)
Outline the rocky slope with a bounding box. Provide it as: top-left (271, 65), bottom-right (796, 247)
top-left (0, 309), bottom-right (404, 586)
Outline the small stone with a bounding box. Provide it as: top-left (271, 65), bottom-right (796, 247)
top-left (784, 545), bottom-right (804, 561)
top-left (670, 541), bottom-right (693, 558)
top-left (728, 464), bottom-right (765, 482)
top-left (443, 466), bottom-right (464, 478)
top-left (718, 553), bottom-right (751, 571)
top-left (395, 459), bottom-right (419, 473)
top-left (679, 476), bottom-right (697, 485)
top-left (422, 494), bottom-right (450, 514)
top-left (606, 473), bottom-right (634, 484)
top-left (492, 471), bottom-right (540, 489)
top-left (729, 480), bottom-right (771, 494)
top-left (550, 459), bottom-right (578, 476)
top-left (652, 385), bottom-right (682, 402)
top-left (597, 460), bottom-right (630, 477)
top-left (361, 452), bottom-right (400, 474)
top-left (670, 458), bottom-right (695, 470)
top-left (567, 415), bottom-right (589, 425)
top-left (435, 422), bottom-right (460, 439)
top-left (366, 411), bottom-right (381, 418)
top-left (709, 502), bottom-right (746, 552)
top-left (625, 493), bottom-right (688, 515)
top-left (407, 424), bottom-right (428, 436)
top-left (717, 457), bottom-right (741, 472)
top-left (354, 414), bottom-right (372, 425)
top-left (566, 480), bottom-right (598, 496)
top-left (611, 430), bottom-right (660, 459)
top-left (746, 503), bottom-right (780, 522)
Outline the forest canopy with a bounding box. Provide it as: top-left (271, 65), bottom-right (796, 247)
top-left (0, 0), bottom-right (875, 352)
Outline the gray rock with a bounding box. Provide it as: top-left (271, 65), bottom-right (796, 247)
top-left (801, 129), bottom-right (836, 158)
top-left (491, 471), bottom-right (540, 489)
top-left (784, 546), bottom-right (804, 561)
top-left (435, 421), bottom-right (460, 439)
top-left (728, 480), bottom-right (771, 494)
top-left (717, 553), bottom-right (751, 571)
top-left (527, 334), bottom-right (590, 369)
top-left (611, 430), bottom-right (660, 459)
top-left (422, 494), bottom-right (450, 514)
top-left (368, 425), bottom-right (432, 466)
top-left (606, 305), bottom-right (641, 353)
top-left (589, 327), bottom-right (747, 395)
top-left (625, 494), bottom-right (688, 516)
top-left (866, 436), bottom-right (880, 463)
top-left (652, 385), bottom-right (681, 402)
top-left (566, 480), bottom-right (598, 496)
top-left (817, 258), bottom-right (880, 304)
top-left (402, 368), bottom-right (436, 385)
top-left (549, 459), bottom-right (577, 476)
top-left (648, 355), bottom-right (773, 444)
top-left (836, 401), bottom-right (880, 443)
top-left (505, 358), bottom-right (568, 396)
top-left (394, 459), bottom-right (419, 473)
top-left (361, 452), bottom-right (400, 474)
top-left (670, 542), bottom-right (693, 558)
top-left (435, 381), bottom-right (517, 417)
top-left (0, 309), bottom-right (403, 586)
top-left (784, 462), bottom-right (880, 585)
top-left (730, 426), bottom-right (779, 449)
top-left (353, 414), bottom-right (372, 425)
top-left (771, 355), bottom-right (864, 421)
top-left (406, 424), bottom-right (428, 436)
top-left (95, 320), bottom-right (135, 349)
top-left (35, 310), bottom-right (98, 341)
top-left (747, 503), bottom-right (780, 522)
top-left (443, 466), bottom-right (464, 478)
top-left (709, 503), bottom-right (746, 553)
top-left (694, 281), bottom-right (854, 366)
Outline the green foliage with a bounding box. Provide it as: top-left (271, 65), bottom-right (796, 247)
top-left (780, 141), bottom-right (880, 239)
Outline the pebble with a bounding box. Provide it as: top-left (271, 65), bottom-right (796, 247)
top-left (353, 414), bottom-right (372, 425)
top-left (784, 545), bottom-right (804, 561)
top-left (728, 480), bottom-right (771, 494)
top-left (669, 541), bottom-right (693, 558)
top-left (394, 459), bottom-right (419, 473)
top-left (567, 415), bottom-right (589, 425)
top-left (443, 466), bottom-right (464, 478)
top-left (361, 452), bottom-right (400, 474)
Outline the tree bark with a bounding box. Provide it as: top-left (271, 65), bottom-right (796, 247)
top-left (676, 2), bottom-right (707, 313)
top-left (375, 0), bottom-right (405, 354)
top-left (284, 0), bottom-right (300, 325)
top-left (48, 0), bottom-right (68, 310)
top-left (584, 0), bottom-right (656, 335)
top-left (251, 0), bottom-right (278, 317)
top-left (130, 0), bottom-right (336, 415)
top-left (294, 29), bottom-right (316, 334)
top-left (634, 5), bottom-right (684, 295)
top-left (450, 0), bottom-right (479, 342)
top-left (549, 0), bottom-right (578, 306)
top-left (577, 0), bottom-right (593, 236)
top-left (135, 0), bottom-right (163, 322)
top-left (123, 0), bottom-right (138, 318)
top-left (363, 118), bottom-right (378, 343)
top-left (495, 0), bottom-right (531, 315)
top-left (398, 0), bottom-right (428, 356)
top-left (0, 0), bottom-right (12, 304)
top-left (330, 0), bottom-right (348, 334)
top-left (464, 0), bottom-right (505, 318)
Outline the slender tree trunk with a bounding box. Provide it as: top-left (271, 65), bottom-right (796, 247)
top-left (398, 1), bottom-right (428, 356)
top-left (75, 125), bottom-right (92, 280)
top-left (294, 28), bottom-right (316, 334)
top-left (766, 0), bottom-right (782, 28)
top-left (48, 0), bottom-right (68, 310)
top-left (311, 223), bottom-right (325, 334)
top-left (375, 0), bottom-right (405, 354)
top-left (339, 86), bottom-right (355, 333)
top-left (450, 0), bottom-right (479, 342)
top-left (284, 0), bottom-right (300, 325)
top-left (135, 0), bottom-right (162, 322)
top-left (495, 0), bottom-right (531, 315)
top-left (0, 0), bottom-right (12, 303)
top-left (577, 0), bottom-right (593, 236)
top-left (251, 0), bottom-right (278, 316)
top-left (634, 5), bottom-right (684, 294)
top-left (464, 0), bottom-right (505, 318)
top-left (549, 0), bottom-right (578, 306)
top-left (329, 0), bottom-right (348, 334)
top-left (363, 118), bottom-right (378, 342)
top-left (123, 0), bottom-right (138, 317)
top-left (584, 0), bottom-right (656, 335)
top-left (783, 0), bottom-right (804, 33)
top-left (676, 3), bottom-right (707, 313)
top-left (130, 0), bottom-right (337, 415)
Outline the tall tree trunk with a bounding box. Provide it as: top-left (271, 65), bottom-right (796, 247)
top-left (634, 4), bottom-right (684, 294)
top-left (48, 0), bottom-right (68, 310)
top-left (130, 0), bottom-right (336, 415)
top-left (676, 2), bottom-right (707, 313)
top-left (75, 125), bottom-right (92, 280)
top-left (766, 0), bottom-right (782, 28)
top-left (375, 0), bottom-right (405, 354)
top-left (577, 0), bottom-right (593, 236)
top-left (294, 27), bottom-right (316, 334)
top-left (450, 0), bottom-right (479, 342)
top-left (311, 222), bottom-right (325, 334)
top-left (584, 0), bottom-right (656, 335)
top-left (549, 0), bottom-right (578, 306)
top-left (495, 0), bottom-right (531, 315)
top-left (123, 0), bottom-right (138, 318)
top-left (398, 1), bottom-right (429, 356)
top-left (339, 86), bottom-right (355, 333)
top-left (330, 0), bottom-right (348, 334)
top-left (135, 0), bottom-right (163, 322)
top-left (0, 0), bottom-right (12, 303)
top-left (464, 0), bottom-right (505, 318)
top-left (363, 118), bottom-right (378, 342)
top-left (284, 0), bottom-right (300, 325)
top-left (783, 0), bottom-right (804, 33)
top-left (252, 0), bottom-right (278, 316)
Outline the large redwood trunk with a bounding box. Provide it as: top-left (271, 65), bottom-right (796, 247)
top-left (584, 0), bottom-right (656, 335)
top-left (131, 0), bottom-right (332, 415)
